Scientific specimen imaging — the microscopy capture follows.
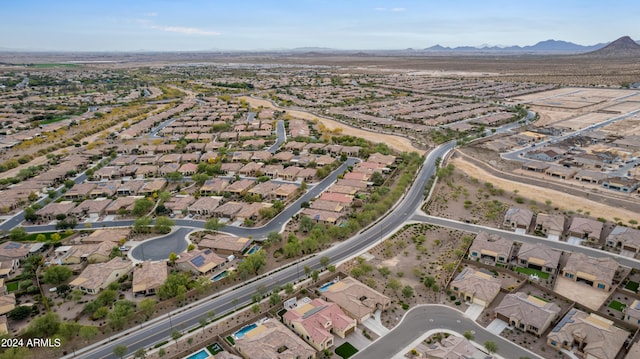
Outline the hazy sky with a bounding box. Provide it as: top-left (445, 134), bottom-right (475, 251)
top-left (1, 0), bottom-right (638, 51)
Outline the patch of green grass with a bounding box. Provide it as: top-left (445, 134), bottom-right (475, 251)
top-left (6, 282), bottom-right (18, 292)
top-left (207, 342), bottom-right (223, 355)
top-left (277, 308), bottom-right (287, 318)
top-left (39, 116), bottom-right (69, 125)
top-left (23, 231), bottom-right (73, 242)
top-left (625, 281), bottom-right (640, 292)
top-left (515, 267), bottom-right (549, 279)
top-left (335, 342), bottom-right (359, 359)
top-left (30, 63), bottom-right (80, 68)
top-left (225, 335), bottom-right (235, 345)
top-left (533, 295), bottom-right (549, 303)
top-left (609, 300), bottom-right (626, 312)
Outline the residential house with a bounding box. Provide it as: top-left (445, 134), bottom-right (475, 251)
top-left (82, 228), bottom-right (131, 244)
top-left (468, 232), bottom-right (514, 265)
top-left (422, 335), bottom-right (478, 359)
top-left (602, 177), bottom-right (640, 193)
top-left (273, 183), bottom-right (299, 201)
top-left (535, 213), bottom-right (566, 239)
top-left (319, 192), bottom-right (353, 205)
top-left (503, 207), bottom-right (534, 233)
top-left (273, 151), bottom-right (295, 163)
top-left (296, 168), bottom-right (316, 182)
top-left (0, 260), bottom-right (19, 278)
top-left (625, 299), bottom-right (640, 326)
top-left (70, 198), bottom-right (112, 219)
top-left (36, 201), bottom-right (77, 221)
top-left (239, 162), bottom-right (264, 177)
top-left (90, 181), bottom-right (119, 198)
top-left (449, 268), bottom-right (501, 308)
top-left (69, 257), bottom-right (133, 294)
top-left (116, 180), bottom-right (145, 196)
top-left (495, 292), bottom-right (561, 336)
top-left (178, 163), bottom-right (198, 176)
top-left (301, 208), bottom-right (344, 225)
top-left (310, 200), bottom-right (345, 213)
top-left (547, 309), bottom-right (626, 359)
top-left (263, 164), bottom-right (284, 179)
top-left (235, 319), bottom-right (316, 359)
top-left (57, 241), bottom-right (116, 264)
top-left (163, 195), bottom-right (196, 215)
top-left (199, 178), bottom-right (229, 195)
top-left (568, 217), bottom-right (604, 243)
top-left (212, 201), bottom-right (245, 219)
top-left (64, 183), bottom-right (96, 200)
top-left (521, 161), bottom-right (550, 173)
top-left (574, 169), bottom-right (608, 184)
top-left (545, 165), bottom-right (576, 180)
top-left (0, 294), bottom-right (15, 316)
top-left (94, 166), bottom-right (120, 180)
top-left (561, 252), bottom-right (618, 291)
top-left (0, 242), bottom-right (44, 262)
top-left (105, 196), bottom-right (138, 215)
top-left (134, 165), bottom-right (158, 178)
top-left (175, 249), bottom-right (226, 275)
top-left (247, 181), bottom-right (280, 200)
top-left (368, 152), bottom-right (396, 167)
top-left (225, 179), bottom-right (255, 196)
top-left (132, 261), bottom-right (167, 296)
top-left (139, 179), bottom-right (167, 195)
top-left (516, 242), bottom-right (561, 275)
top-left (281, 166), bottom-right (301, 181)
top-left (320, 276), bottom-right (391, 323)
top-left (606, 225), bottom-right (640, 255)
top-left (188, 196), bottom-right (223, 216)
top-left (198, 234), bottom-right (252, 256)
top-left (235, 202), bottom-right (271, 222)
top-left (158, 163), bottom-right (180, 176)
top-left (283, 298), bottom-right (357, 351)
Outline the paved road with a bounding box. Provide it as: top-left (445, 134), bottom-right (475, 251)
top-left (130, 227), bottom-right (190, 261)
top-left (64, 142), bottom-right (455, 359)
top-left (411, 214), bottom-right (640, 269)
top-left (354, 305), bottom-right (541, 359)
top-left (267, 120), bottom-right (286, 153)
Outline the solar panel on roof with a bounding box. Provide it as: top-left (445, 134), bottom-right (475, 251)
top-left (314, 215), bottom-right (320, 220)
top-left (204, 249), bottom-right (212, 255)
top-left (191, 255), bottom-right (205, 267)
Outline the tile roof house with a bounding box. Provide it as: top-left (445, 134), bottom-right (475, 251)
top-left (82, 228), bottom-right (131, 244)
top-left (58, 241), bottom-right (116, 264)
top-left (0, 294), bottom-right (16, 316)
top-left (624, 299), bottom-right (640, 326)
top-left (468, 231), bottom-right (514, 265)
top-left (188, 196), bottom-right (223, 216)
top-left (422, 335), bottom-right (477, 359)
top-left (320, 276), bottom-right (390, 323)
top-left (535, 213), bottom-right (566, 238)
top-left (301, 208), bottom-right (344, 225)
top-left (568, 217), bottom-right (604, 243)
top-left (449, 268), bottom-right (501, 308)
top-left (36, 201), bottom-right (77, 221)
top-left (70, 198), bottom-right (112, 219)
top-left (64, 183), bottom-right (97, 200)
top-left (235, 319), bottom-right (316, 359)
top-left (199, 178), bottom-right (229, 195)
top-left (105, 196), bottom-right (138, 215)
top-left (0, 242), bottom-right (44, 261)
top-left (516, 242), bottom-right (561, 275)
top-left (561, 252), bottom-right (618, 291)
top-left (175, 249), bottom-right (226, 275)
top-left (494, 292), bottom-right (561, 336)
top-left (273, 183), bottom-right (299, 201)
top-left (547, 309), bottom-right (627, 359)
top-left (606, 226), bottom-right (640, 255)
top-left (133, 261), bottom-right (167, 296)
top-left (69, 257), bottom-right (132, 295)
top-left (163, 195), bottom-right (196, 215)
top-left (503, 207), bottom-right (534, 232)
top-left (225, 179), bottom-right (255, 195)
top-left (198, 234), bottom-right (252, 256)
top-left (283, 298), bottom-right (357, 351)
top-left (319, 192), bottom-right (353, 204)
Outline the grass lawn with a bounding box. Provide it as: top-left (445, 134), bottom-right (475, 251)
top-left (335, 342), bottom-right (359, 359)
top-left (533, 295), bottom-right (550, 303)
top-left (207, 342), bottom-right (223, 355)
top-left (24, 231), bottom-right (74, 242)
top-left (625, 281), bottom-right (640, 292)
top-left (225, 335), bottom-right (235, 345)
top-left (609, 300), bottom-right (626, 312)
top-left (515, 267), bottom-right (550, 279)
top-left (5, 282), bottom-right (18, 292)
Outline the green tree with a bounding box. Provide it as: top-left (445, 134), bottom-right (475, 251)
top-left (35, 233), bottom-right (46, 242)
top-left (28, 312), bottom-right (60, 337)
top-left (402, 285), bottom-right (414, 298)
top-left (284, 282), bottom-right (295, 294)
top-left (139, 298), bottom-right (157, 319)
top-left (165, 171), bottom-right (183, 182)
top-left (171, 330), bottom-right (182, 344)
top-left (311, 270), bottom-right (320, 282)
top-left (154, 216), bottom-right (174, 233)
top-left (251, 303), bottom-right (260, 314)
top-left (132, 198), bottom-right (154, 217)
top-left (299, 215), bottom-right (313, 232)
top-left (113, 345), bottom-right (128, 359)
top-left (50, 232), bottom-right (61, 242)
top-left (168, 252), bottom-right (178, 266)
top-left (79, 325), bottom-right (99, 342)
top-left (107, 300), bottom-right (136, 331)
top-left (269, 292), bottom-right (281, 306)
top-left (238, 250), bottom-right (267, 278)
top-left (204, 218), bottom-right (224, 232)
top-left (484, 341), bottom-right (498, 354)
top-left (133, 216), bottom-right (152, 233)
top-left (158, 272), bottom-right (190, 300)
top-left (423, 276), bottom-right (436, 288)
top-left (463, 330), bottom-right (474, 340)
top-left (8, 306), bottom-right (31, 320)
top-left (388, 278), bottom-right (402, 292)
top-left (133, 348), bottom-right (147, 359)
top-left (42, 265), bottom-right (72, 285)
top-left (320, 256), bottom-right (330, 268)
top-left (158, 348), bottom-right (166, 357)
top-left (24, 206), bottom-right (37, 222)
top-left (9, 227), bottom-right (27, 241)
top-left (192, 173), bottom-right (210, 185)
top-left (267, 231), bottom-right (282, 243)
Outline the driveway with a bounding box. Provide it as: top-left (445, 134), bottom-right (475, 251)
top-left (334, 327), bottom-right (371, 351)
top-left (464, 303), bottom-right (484, 321)
top-left (486, 319), bottom-right (509, 335)
top-left (362, 310), bottom-right (390, 336)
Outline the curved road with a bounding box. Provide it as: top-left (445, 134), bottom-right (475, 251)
top-left (354, 305), bottom-right (542, 359)
top-left (65, 142), bottom-right (455, 359)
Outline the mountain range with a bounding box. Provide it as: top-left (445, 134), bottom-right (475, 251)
top-left (423, 37), bottom-right (640, 53)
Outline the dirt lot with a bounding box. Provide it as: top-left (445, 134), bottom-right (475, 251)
top-left (553, 277), bottom-right (610, 311)
top-left (449, 155), bottom-right (639, 223)
top-left (339, 223), bottom-right (470, 328)
top-left (240, 96), bottom-right (425, 155)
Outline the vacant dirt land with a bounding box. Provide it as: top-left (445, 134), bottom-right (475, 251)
top-left (450, 156), bottom-right (639, 223)
top-left (241, 96), bottom-right (425, 155)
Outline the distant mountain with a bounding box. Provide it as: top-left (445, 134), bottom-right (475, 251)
top-left (583, 36), bottom-right (640, 57)
top-left (425, 39), bottom-right (607, 53)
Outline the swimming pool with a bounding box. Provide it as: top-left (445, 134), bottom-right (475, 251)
top-left (247, 245), bottom-right (261, 255)
top-left (319, 281), bottom-right (336, 292)
top-left (234, 323), bottom-right (257, 339)
top-left (185, 348), bottom-right (211, 359)
top-left (211, 270), bottom-right (228, 282)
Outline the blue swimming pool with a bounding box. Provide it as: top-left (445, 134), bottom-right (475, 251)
top-left (319, 281), bottom-right (335, 292)
top-left (234, 323), bottom-right (257, 339)
top-left (247, 245), bottom-right (261, 255)
top-left (211, 270), bottom-right (228, 282)
top-left (185, 349), bottom-right (210, 359)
